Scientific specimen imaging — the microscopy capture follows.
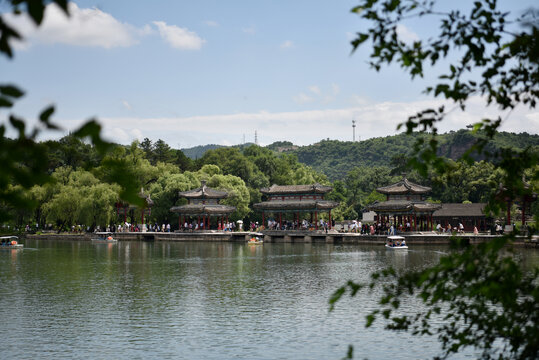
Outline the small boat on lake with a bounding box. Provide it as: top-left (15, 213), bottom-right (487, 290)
top-left (248, 236), bottom-right (263, 245)
top-left (385, 235), bottom-right (408, 249)
top-left (91, 232), bottom-right (118, 243)
top-left (0, 236), bottom-right (23, 249)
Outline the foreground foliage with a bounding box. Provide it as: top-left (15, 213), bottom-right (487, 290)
top-left (330, 0), bottom-right (539, 359)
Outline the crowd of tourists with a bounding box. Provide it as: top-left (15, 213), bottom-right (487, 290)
top-left (11, 218), bottom-right (501, 235)
top-left (178, 220), bottom-right (236, 232)
top-left (258, 218), bottom-right (333, 232)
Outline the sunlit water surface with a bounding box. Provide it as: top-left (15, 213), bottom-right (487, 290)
top-left (1, 240), bottom-right (537, 359)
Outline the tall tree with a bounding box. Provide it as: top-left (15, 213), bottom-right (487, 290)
top-left (153, 139), bottom-right (175, 164)
top-left (139, 137), bottom-right (153, 161)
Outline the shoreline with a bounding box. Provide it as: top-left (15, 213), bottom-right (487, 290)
top-left (22, 231), bottom-right (538, 246)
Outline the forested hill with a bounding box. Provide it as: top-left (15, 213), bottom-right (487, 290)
top-left (181, 144), bottom-right (224, 159)
top-left (179, 130), bottom-right (538, 181)
top-left (284, 130), bottom-right (539, 181)
top-left (182, 142), bottom-right (256, 159)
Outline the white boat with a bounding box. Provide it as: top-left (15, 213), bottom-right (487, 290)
top-left (0, 236), bottom-right (23, 249)
top-left (385, 235), bottom-right (408, 249)
top-left (91, 232), bottom-right (118, 243)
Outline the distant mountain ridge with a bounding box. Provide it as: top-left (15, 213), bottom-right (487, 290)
top-left (181, 144), bottom-right (224, 159)
top-left (181, 143), bottom-right (256, 159)
top-left (180, 130), bottom-right (539, 180)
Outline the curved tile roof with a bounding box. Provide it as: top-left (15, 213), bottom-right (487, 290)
top-left (170, 203), bottom-right (235, 215)
top-left (376, 177), bottom-right (431, 195)
top-left (432, 203), bottom-right (486, 217)
top-left (369, 200), bottom-right (441, 212)
top-left (179, 180), bottom-right (228, 199)
top-left (260, 183), bottom-right (333, 195)
top-left (253, 199), bottom-right (339, 211)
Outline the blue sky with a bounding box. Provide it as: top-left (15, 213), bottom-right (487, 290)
top-left (2, 0), bottom-right (538, 148)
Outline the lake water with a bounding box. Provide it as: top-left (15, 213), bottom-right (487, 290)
top-left (1, 239), bottom-right (537, 359)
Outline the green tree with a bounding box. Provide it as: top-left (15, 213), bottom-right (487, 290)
top-left (41, 169), bottom-right (120, 231)
top-left (139, 137), bottom-right (153, 161)
top-left (206, 173), bottom-right (250, 220)
top-left (42, 186), bottom-right (81, 231)
top-left (430, 160), bottom-right (504, 203)
top-left (153, 139), bottom-right (175, 164)
top-left (0, 2), bottom-right (144, 226)
top-left (174, 149), bottom-right (194, 172)
top-left (148, 172), bottom-right (199, 224)
top-left (331, 1), bottom-right (539, 359)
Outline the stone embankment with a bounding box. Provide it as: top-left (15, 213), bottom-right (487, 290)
top-left (24, 231), bottom-right (536, 246)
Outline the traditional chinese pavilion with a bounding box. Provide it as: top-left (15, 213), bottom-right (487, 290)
top-left (253, 184), bottom-right (339, 230)
top-left (170, 180), bottom-right (235, 230)
top-left (495, 179), bottom-right (537, 229)
top-left (369, 177), bottom-right (441, 231)
top-left (432, 203), bottom-right (491, 231)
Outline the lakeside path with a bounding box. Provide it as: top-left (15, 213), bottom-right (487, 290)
top-left (23, 231), bottom-right (537, 246)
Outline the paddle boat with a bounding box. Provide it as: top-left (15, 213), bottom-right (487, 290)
top-left (0, 236), bottom-right (23, 249)
top-left (91, 232), bottom-right (118, 243)
top-left (248, 236), bottom-right (263, 245)
top-left (385, 235), bottom-right (408, 250)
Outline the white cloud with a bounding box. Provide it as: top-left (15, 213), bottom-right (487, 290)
top-left (293, 93), bottom-right (314, 104)
top-left (308, 86), bottom-right (321, 95)
top-left (4, 3), bottom-right (204, 51)
top-left (153, 21), bottom-right (205, 50)
top-left (121, 100), bottom-right (131, 110)
top-left (349, 94), bottom-right (371, 106)
top-left (106, 127), bottom-right (130, 143)
top-left (280, 40), bottom-right (294, 49)
top-left (396, 24), bottom-right (419, 44)
top-left (295, 84), bottom-right (341, 105)
top-left (242, 26), bottom-right (256, 34)
top-left (94, 96), bottom-right (538, 147)
top-left (130, 128), bottom-right (143, 142)
top-left (6, 2), bottom-right (140, 49)
top-left (204, 20), bottom-right (219, 27)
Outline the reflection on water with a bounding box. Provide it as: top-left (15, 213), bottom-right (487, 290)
top-left (1, 240), bottom-right (537, 359)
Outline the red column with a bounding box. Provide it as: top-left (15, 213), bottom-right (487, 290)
top-left (413, 214), bottom-right (417, 231)
top-left (279, 213), bottom-right (282, 229)
top-left (197, 215), bottom-right (200, 230)
top-left (329, 210), bottom-right (332, 229)
top-left (315, 211), bottom-right (318, 230)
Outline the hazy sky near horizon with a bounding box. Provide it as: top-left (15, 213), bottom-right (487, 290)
top-left (2, 0), bottom-right (538, 148)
